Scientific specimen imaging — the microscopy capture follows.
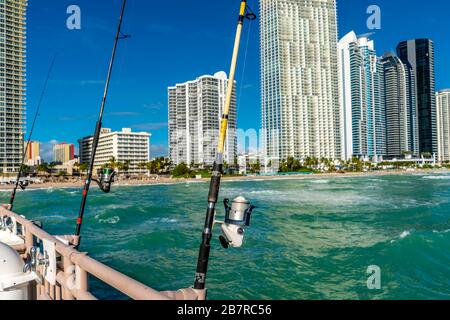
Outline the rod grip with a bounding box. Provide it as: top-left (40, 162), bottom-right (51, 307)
top-left (208, 163), bottom-right (223, 203)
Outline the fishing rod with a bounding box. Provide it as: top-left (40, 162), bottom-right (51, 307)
top-left (74, 0), bottom-right (129, 247)
top-left (194, 0), bottom-right (256, 292)
top-left (9, 56), bottom-right (57, 212)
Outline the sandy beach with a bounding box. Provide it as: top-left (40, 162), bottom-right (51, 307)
top-left (0, 168), bottom-right (448, 191)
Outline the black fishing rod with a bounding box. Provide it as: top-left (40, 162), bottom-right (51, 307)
top-left (9, 56), bottom-right (57, 211)
top-left (194, 0), bottom-right (256, 292)
top-left (75, 0), bottom-right (128, 247)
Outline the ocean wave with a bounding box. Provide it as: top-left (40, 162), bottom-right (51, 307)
top-left (143, 217), bottom-right (178, 225)
top-left (160, 218), bottom-right (178, 223)
top-left (248, 190), bottom-right (284, 195)
top-left (310, 180), bottom-right (330, 184)
top-left (422, 175), bottom-right (450, 180)
top-left (96, 216), bottom-right (120, 225)
top-left (391, 230), bottom-right (413, 243)
top-left (400, 230), bottom-right (412, 239)
top-left (433, 229), bottom-right (450, 234)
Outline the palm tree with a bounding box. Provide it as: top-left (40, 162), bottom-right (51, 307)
top-left (138, 162), bottom-right (148, 177)
top-left (107, 157), bottom-right (119, 169)
top-left (37, 163), bottom-right (49, 174)
top-left (20, 164), bottom-right (31, 176)
top-left (123, 160), bottom-right (130, 174)
top-left (79, 163), bottom-right (88, 178)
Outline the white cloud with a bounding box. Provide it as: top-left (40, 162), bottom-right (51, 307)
top-left (40, 140), bottom-right (59, 163)
top-left (132, 122), bottom-right (168, 131)
top-left (151, 144), bottom-right (168, 158)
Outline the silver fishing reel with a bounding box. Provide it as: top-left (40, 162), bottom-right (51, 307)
top-left (0, 216), bottom-right (14, 231)
top-left (93, 168), bottom-right (117, 193)
top-left (217, 197), bottom-right (255, 249)
top-left (19, 180), bottom-right (29, 191)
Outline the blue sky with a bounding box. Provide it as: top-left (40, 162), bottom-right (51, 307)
top-left (27, 0), bottom-right (450, 161)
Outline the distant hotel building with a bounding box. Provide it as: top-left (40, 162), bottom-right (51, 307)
top-left (437, 90), bottom-right (450, 162)
top-left (0, 0), bottom-right (27, 175)
top-left (338, 32), bottom-right (385, 161)
top-left (168, 71), bottom-right (237, 167)
top-left (260, 0), bottom-right (341, 161)
top-left (24, 141), bottom-right (41, 166)
top-left (54, 142), bottom-right (75, 164)
top-left (79, 128), bottom-right (151, 175)
top-left (381, 52), bottom-right (419, 158)
top-left (397, 39), bottom-right (437, 156)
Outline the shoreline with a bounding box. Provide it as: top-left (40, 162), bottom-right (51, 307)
top-left (0, 168), bottom-right (448, 191)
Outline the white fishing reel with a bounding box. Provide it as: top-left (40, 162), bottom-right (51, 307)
top-left (216, 197), bottom-right (255, 249)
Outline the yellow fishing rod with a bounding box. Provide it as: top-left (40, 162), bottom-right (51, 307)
top-left (194, 0), bottom-right (256, 291)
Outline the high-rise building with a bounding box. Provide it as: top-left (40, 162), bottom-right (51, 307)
top-left (24, 141), bottom-right (41, 166)
top-left (338, 31), bottom-right (385, 160)
top-left (436, 89), bottom-right (450, 162)
top-left (381, 52), bottom-right (419, 158)
top-left (168, 71), bottom-right (237, 167)
top-left (53, 142), bottom-right (75, 164)
top-left (397, 39), bottom-right (437, 156)
top-left (260, 0), bottom-right (341, 161)
top-left (0, 0), bottom-right (27, 175)
top-left (79, 128), bottom-right (151, 175)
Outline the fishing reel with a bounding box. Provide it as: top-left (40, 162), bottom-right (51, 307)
top-left (0, 216), bottom-right (14, 231)
top-left (18, 180), bottom-right (29, 190)
top-left (217, 197), bottom-right (255, 249)
top-left (92, 168), bottom-right (116, 193)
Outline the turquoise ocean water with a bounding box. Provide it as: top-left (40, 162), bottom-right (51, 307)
top-left (1, 173), bottom-right (450, 300)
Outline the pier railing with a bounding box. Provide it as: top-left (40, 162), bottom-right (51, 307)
top-left (0, 207), bottom-right (205, 301)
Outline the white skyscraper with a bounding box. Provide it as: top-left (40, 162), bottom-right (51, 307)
top-left (437, 89), bottom-right (450, 162)
top-left (261, 0), bottom-right (341, 161)
top-left (0, 0), bottom-right (27, 175)
top-left (168, 71), bottom-right (237, 167)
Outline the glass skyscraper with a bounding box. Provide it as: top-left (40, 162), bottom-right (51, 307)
top-left (338, 32), bottom-right (385, 161)
top-left (397, 39), bottom-right (437, 156)
top-left (381, 53), bottom-right (419, 158)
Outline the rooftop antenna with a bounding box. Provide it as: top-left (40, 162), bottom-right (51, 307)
top-left (9, 56), bottom-right (57, 211)
top-left (74, 0), bottom-right (129, 248)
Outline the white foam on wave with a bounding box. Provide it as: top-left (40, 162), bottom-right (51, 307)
top-left (391, 230), bottom-right (413, 244)
top-left (310, 180), bottom-right (330, 184)
top-left (433, 229), bottom-right (450, 234)
top-left (249, 190), bottom-right (284, 195)
top-left (423, 175), bottom-right (450, 180)
top-left (400, 230), bottom-right (411, 239)
top-left (96, 216), bottom-right (120, 225)
top-left (160, 218), bottom-right (178, 223)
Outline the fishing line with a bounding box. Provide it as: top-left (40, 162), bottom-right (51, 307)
top-left (236, 16), bottom-right (253, 116)
top-left (107, 0), bottom-right (132, 118)
top-left (9, 55), bottom-right (57, 211)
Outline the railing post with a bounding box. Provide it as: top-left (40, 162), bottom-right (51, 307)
top-left (63, 256), bottom-right (75, 300)
top-left (25, 228), bottom-right (33, 255)
top-left (55, 283), bottom-right (62, 301)
top-left (76, 264), bottom-right (89, 296)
